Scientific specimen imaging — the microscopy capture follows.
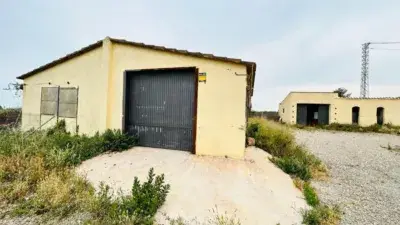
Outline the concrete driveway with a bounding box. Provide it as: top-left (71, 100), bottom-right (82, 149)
top-left (77, 147), bottom-right (307, 225)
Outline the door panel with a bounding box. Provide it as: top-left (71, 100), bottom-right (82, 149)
top-left (318, 105), bottom-right (329, 125)
top-left (125, 69), bottom-right (195, 151)
top-left (296, 104), bottom-right (307, 125)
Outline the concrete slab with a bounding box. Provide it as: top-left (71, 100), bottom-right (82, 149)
top-left (77, 147), bottom-right (308, 225)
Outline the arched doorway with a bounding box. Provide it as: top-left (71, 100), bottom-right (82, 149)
top-left (352, 106), bottom-right (360, 124)
top-left (377, 107), bottom-right (384, 125)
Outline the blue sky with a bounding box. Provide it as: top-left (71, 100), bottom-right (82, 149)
top-left (1, 0), bottom-right (400, 110)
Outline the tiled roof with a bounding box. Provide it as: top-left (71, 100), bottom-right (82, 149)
top-left (16, 38), bottom-right (256, 95)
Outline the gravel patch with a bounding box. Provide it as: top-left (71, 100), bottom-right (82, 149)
top-left (295, 129), bottom-right (400, 225)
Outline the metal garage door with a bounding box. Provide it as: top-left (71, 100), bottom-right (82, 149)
top-left (125, 68), bottom-right (196, 151)
top-left (318, 105), bottom-right (329, 125)
top-left (296, 104), bottom-right (307, 125)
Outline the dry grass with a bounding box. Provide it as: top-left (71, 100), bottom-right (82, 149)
top-left (381, 143), bottom-right (400, 152)
top-left (0, 122), bottom-right (137, 221)
top-left (293, 177), bottom-right (304, 191)
top-left (32, 170), bottom-right (94, 216)
top-left (0, 155), bottom-right (47, 203)
top-left (310, 163), bottom-right (329, 181)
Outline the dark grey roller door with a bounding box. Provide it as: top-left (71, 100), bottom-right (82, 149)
top-left (296, 104), bottom-right (307, 125)
top-left (125, 68), bottom-right (196, 151)
top-left (318, 105), bottom-right (329, 125)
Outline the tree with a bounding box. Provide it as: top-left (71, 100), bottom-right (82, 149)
top-left (333, 87), bottom-right (351, 98)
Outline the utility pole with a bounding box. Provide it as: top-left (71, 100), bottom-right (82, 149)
top-left (360, 43), bottom-right (370, 98)
top-left (360, 41), bottom-right (400, 98)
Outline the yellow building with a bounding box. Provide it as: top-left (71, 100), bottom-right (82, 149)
top-left (279, 92), bottom-right (400, 126)
top-left (17, 37), bottom-right (256, 158)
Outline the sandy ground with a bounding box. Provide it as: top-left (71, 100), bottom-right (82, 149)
top-left (77, 147), bottom-right (307, 225)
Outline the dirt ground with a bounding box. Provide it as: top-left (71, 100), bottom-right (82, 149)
top-left (77, 147), bottom-right (308, 225)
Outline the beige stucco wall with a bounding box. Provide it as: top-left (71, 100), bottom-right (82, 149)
top-left (279, 92), bottom-right (400, 126)
top-left (21, 47), bottom-right (109, 134)
top-left (106, 43), bottom-right (248, 158)
top-left (334, 98), bottom-right (400, 126)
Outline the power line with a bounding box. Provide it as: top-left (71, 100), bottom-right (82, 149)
top-left (368, 42), bottom-right (400, 45)
top-left (370, 47), bottom-right (400, 51)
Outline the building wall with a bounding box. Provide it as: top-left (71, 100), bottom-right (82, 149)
top-left (334, 98), bottom-right (400, 126)
top-left (279, 92), bottom-right (337, 124)
top-left (279, 92), bottom-right (400, 126)
top-left (21, 47), bottom-right (108, 134)
top-left (106, 43), bottom-right (248, 158)
top-left (278, 94), bottom-right (293, 123)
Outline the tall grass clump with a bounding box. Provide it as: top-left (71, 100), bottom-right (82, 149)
top-left (0, 120), bottom-right (138, 220)
top-left (247, 118), bottom-right (326, 181)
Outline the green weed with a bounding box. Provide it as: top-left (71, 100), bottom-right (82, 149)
top-left (303, 182), bottom-right (319, 207)
top-left (302, 205), bottom-right (341, 225)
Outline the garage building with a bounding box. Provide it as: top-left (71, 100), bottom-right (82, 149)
top-left (17, 37), bottom-right (256, 158)
top-left (279, 92), bottom-right (400, 126)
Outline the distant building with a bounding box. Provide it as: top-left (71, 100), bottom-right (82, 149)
top-left (279, 92), bottom-right (400, 126)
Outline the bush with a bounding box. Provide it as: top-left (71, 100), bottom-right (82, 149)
top-left (272, 156), bottom-right (312, 181)
top-left (302, 205), bottom-right (341, 225)
top-left (247, 118), bottom-right (294, 157)
top-left (247, 118), bottom-right (326, 180)
top-left (303, 182), bottom-right (320, 207)
top-left (0, 120), bottom-right (137, 168)
top-left (89, 168), bottom-right (170, 225)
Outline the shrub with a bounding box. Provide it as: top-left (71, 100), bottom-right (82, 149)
top-left (302, 205), bottom-right (341, 225)
top-left (247, 118), bottom-right (326, 180)
top-left (303, 182), bottom-right (319, 207)
top-left (0, 120), bottom-right (137, 169)
top-left (271, 156), bottom-right (312, 181)
top-left (89, 168), bottom-right (170, 224)
top-left (247, 118), bottom-right (294, 157)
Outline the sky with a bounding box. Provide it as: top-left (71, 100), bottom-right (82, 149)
top-left (1, 0), bottom-right (400, 110)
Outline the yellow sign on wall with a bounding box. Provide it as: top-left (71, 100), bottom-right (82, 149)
top-left (199, 72), bottom-right (206, 82)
